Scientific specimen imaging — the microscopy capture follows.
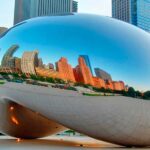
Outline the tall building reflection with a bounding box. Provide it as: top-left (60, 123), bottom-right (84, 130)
top-left (21, 50), bottom-right (39, 75)
top-left (56, 57), bottom-right (75, 82)
top-left (1, 45), bottom-right (19, 68)
top-left (95, 68), bottom-right (112, 81)
top-left (80, 55), bottom-right (93, 75)
top-left (74, 57), bottom-right (94, 86)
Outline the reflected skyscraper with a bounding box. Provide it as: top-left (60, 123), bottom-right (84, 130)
top-left (38, 58), bottom-right (43, 68)
top-left (79, 55), bottom-right (93, 75)
top-left (112, 0), bottom-right (150, 32)
top-left (74, 57), bottom-right (94, 86)
top-left (95, 68), bottom-right (112, 81)
top-left (21, 50), bottom-right (39, 75)
top-left (1, 45), bottom-right (19, 67)
top-left (14, 0), bottom-right (78, 25)
top-left (56, 57), bottom-right (75, 82)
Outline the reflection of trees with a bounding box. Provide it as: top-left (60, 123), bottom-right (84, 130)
top-left (126, 88), bottom-right (150, 100)
top-left (143, 91), bottom-right (150, 100)
top-left (30, 74), bottom-right (66, 84)
top-left (93, 85), bottom-right (150, 100)
top-left (127, 87), bottom-right (136, 97)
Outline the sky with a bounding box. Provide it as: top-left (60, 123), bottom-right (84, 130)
top-left (0, 0), bottom-right (112, 28)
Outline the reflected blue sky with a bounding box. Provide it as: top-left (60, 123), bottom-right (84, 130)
top-left (0, 14), bottom-right (150, 91)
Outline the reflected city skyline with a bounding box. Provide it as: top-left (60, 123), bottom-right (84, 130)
top-left (0, 48), bottom-right (126, 91)
top-left (0, 14), bottom-right (150, 91)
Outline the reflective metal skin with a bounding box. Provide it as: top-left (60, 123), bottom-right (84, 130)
top-left (0, 14), bottom-right (150, 146)
top-left (0, 98), bottom-right (66, 139)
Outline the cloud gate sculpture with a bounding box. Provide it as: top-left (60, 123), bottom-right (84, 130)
top-left (0, 14), bottom-right (150, 146)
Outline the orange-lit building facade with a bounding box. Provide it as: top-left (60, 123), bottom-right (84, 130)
top-left (73, 57), bottom-right (125, 91)
top-left (106, 80), bottom-right (114, 90)
top-left (92, 77), bottom-right (106, 89)
top-left (74, 57), bottom-right (94, 85)
top-left (35, 67), bottom-right (60, 79)
top-left (113, 81), bottom-right (125, 91)
top-left (56, 57), bottom-right (75, 82)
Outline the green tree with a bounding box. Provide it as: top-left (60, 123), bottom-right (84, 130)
top-left (12, 73), bottom-right (19, 78)
top-left (105, 88), bottom-right (113, 93)
top-left (30, 74), bottom-right (38, 80)
top-left (121, 90), bottom-right (128, 96)
top-left (55, 78), bottom-right (66, 84)
top-left (46, 77), bottom-right (55, 83)
top-left (127, 87), bottom-right (136, 98)
top-left (65, 130), bottom-right (76, 136)
top-left (100, 87), bottom-right (106, 93)
top-left (143, 91), bottom-right (150, 100)
top-left (92, 87), bottom-right (100, 92)
top-left (21, 73), bottom-right (27, 79)
top-left (135, 91), bottom-right (142, 98)
top-left (38, 76), bottom-right (45, 82)
top-left (0, 72), bottom-right (7, 76)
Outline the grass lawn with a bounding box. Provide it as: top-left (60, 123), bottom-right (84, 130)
top-left (82, 92), bottom-right (115, 96)
top-left (82, 93), bottom-right (102, 96)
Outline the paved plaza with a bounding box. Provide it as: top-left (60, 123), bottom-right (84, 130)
top-left (1, 136), bottom-right (150, 150)
top-left (0, 136), bottom-right (143, 150)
